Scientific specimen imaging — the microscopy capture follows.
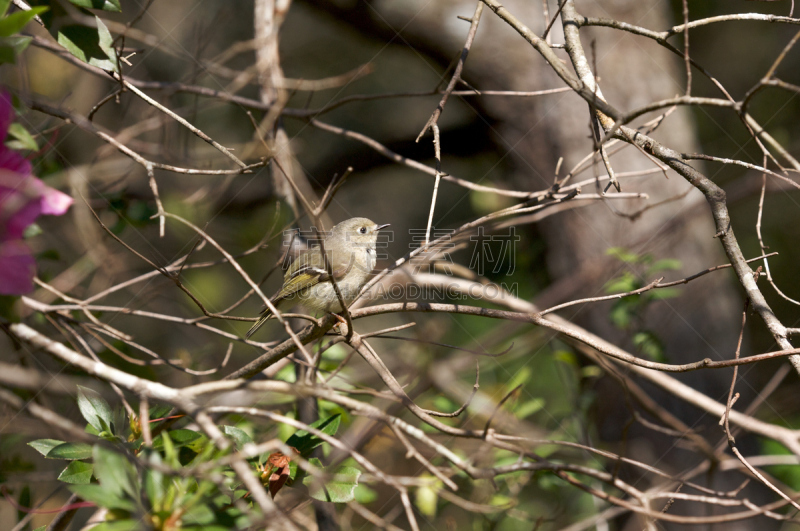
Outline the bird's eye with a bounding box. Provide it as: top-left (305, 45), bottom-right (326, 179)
top-left (358, 226), bottom-right (367, 234)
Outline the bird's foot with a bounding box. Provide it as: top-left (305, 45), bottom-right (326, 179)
top-left (330, 313), bottom-right (350, 334)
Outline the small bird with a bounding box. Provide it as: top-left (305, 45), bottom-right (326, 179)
top-left (245, 217), bottom-right (390, 339)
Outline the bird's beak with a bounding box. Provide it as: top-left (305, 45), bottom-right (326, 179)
top-left (376, 223), bottom-right (390, 230)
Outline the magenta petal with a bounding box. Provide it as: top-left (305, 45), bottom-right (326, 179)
top-left (0, 148), bottom-right (31, 175)
top-left (0, 170), bottom-right (73, 240)
top-left (0, 91), bottom-right (72, 295)
top-left (0, 239), bottom-right (35, 295)
top-left (39, 185), bottom-right (73, 215)
top-left (3, 200), bottom-right (42, 240)
top-left (0, 91), bottom-right (32, 174)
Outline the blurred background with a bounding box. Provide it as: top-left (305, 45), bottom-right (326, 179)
top-left (2, 0), bottom-right (800, 529)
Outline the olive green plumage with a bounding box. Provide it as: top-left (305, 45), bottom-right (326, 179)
top-left (245, 217), bottom-right (389, 339)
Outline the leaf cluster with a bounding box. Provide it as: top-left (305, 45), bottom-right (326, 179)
top-left (604, 247), bottom-right (683, 361)
top-left (27, 387), bottom-right (361, 529)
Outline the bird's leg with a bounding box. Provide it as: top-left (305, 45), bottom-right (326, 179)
top-left (329, 312), bottom-right (350, 335)
top-left (331, 313), bottom-right (348, 326)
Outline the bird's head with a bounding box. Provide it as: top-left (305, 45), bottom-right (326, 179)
top-left (331, 217), bottom-right (390, 248)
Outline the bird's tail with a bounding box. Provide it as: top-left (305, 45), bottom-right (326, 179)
top-left (245, 308), bottom-right (274, 339)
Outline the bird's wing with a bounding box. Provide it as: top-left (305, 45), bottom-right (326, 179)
top-left (245, 248), bottom-right (354, 339)
top-left (275, 246), bottom-right (353, 301)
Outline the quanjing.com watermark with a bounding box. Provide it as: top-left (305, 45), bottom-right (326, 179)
top-left (281, 226), bottom-right (521, 301)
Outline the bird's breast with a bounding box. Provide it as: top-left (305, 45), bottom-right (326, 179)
top-left (365, 247), bottom-right (376, 272)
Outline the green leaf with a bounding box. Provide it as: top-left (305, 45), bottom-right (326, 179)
top-left (87, 521), bottom-right (142, 531)
top-left (0, 6), bottom-right (48, 37)
top-left (554, 349), bottom-right (578, 367)
top-left (37, 248), bottom-right (61, 261)
top-left (323, 343), bottom-right (348, 360)
top-left (274, 363), bottom-right (296, 383)
top-left (353, 484), bottom-right (377, 504)
top-left (605, 247), bottom-right (642, 264)
top-left (70, 484), bottom-right (136, 512)
top-left (152, 429), bottom-right (203, 450)
top-left (47, 442), bottom-right (93, 460)
top-left (432, 396), bottom-right (457, 414)
top-left (414, 481), bottom-right (439, 517)
top-left (505, 366), bottom-right (531, 393)
top-left (7, 122), bottom-right (38, 150)
top-left (77, 386), bottom-right (114, 433)
top-left (291, 455), bottom-right (321, 484)
top-left (221, 425), bottom-right (253, 449)
top-left (604, 272), bottom-right (639, 294)
top-left (609, 298), bottom-right (639, 330)
top-left (34, 527), bottom-right (46, 531)
top-left (609, 304), bottom-right (631, 329)
top-left (647, 288), bottom-right (681, 300)
top-left (0, 0), bottom-right (10, 19)
top-left (534, 442), bottom-right (560, 459)
top-left (142, 452), bottom-right (167, 512)
top-left (647, 258), bottom-right (682, 275)
top-left (581, 365), bottom-right (603, 379)
top-left (760, 439), bottom-right (800, 491)
top-left (58, 461), bottom-right (94, 484)
top-left (277, 410), bottom-right (296, 443)
top-left (633, 331), bottom-right (665, 361)
top-left (0, 294), bottom-right (19, 322)
top-left (94, 16), bottom-right (116, 62)
top-left (490, 494), bottom-right (512, 507)
top-left (23, 223), bottom-right (41, 238)
top-left (160, 429), bottom-right (178, 466)
top-left (181, 502), bottom-right (216, 526)
top-left (515, 398), bottom-right (545, 419)
top-left (286, 414), bottom-right (341, 456)
top-left (28, 439), bottom-right (65, 457)
top-left (0, 42), bottom-right (14, 63)
top-left (68, 0), bottom-right (121, 12)
top-left (302, 464), bottom-right (361, 503)
top-left (92, 445), bottom-right (140, 501)
top-left (148, 404), bottom-right (173, 421)
top-left (17, 485), bottom-right (30, 523)
top-left (0, 34), bottom-right (31, 64)
top-left (57, 17), bottom-right (117, 72)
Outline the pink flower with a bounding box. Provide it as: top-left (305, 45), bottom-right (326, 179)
top-left (0, 90), bottom-right (73, 295)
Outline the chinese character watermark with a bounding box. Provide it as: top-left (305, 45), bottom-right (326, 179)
top-left (468, 226), bottom-right (520, 276)
top-left (408, 228), bottom-right (456, 275)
